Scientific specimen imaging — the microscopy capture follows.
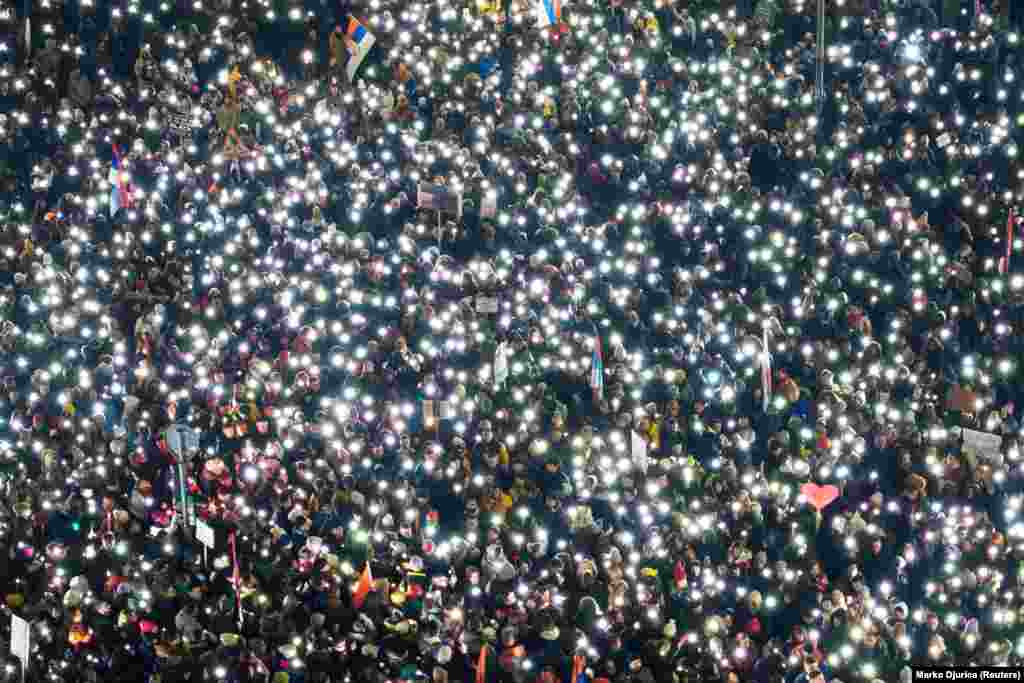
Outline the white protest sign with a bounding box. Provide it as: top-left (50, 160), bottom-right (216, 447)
top-left (961, 428), bottom-right (1002, 467)
top-left (440, 401), bottom-right (457, 420)
top-left (195, 519), bottom-right (216, 550)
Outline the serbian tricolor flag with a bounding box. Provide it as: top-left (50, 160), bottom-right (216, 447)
top-left (534, 0), bottom-right (561, 27)
top-left (344, 16), bottom-right (376, 82)
top-left (571, 654), bottom-right (588, 683)
top-left (353, 561), bottom-right (374, 609)
top-left (109, 144), bottom-right (133, 216)
top-left (590, 324), bottom-right (604, 402)
top-left (1000, 207), bottom-right (1016, 275)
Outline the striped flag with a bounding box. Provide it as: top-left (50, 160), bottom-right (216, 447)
top-left (590, 324), bottom-right (604, 402)
top-left (344, 16), bottom-right (376, 82)
top-left (571, 654), bottom-right (588, 683)
top-left (109, 144), bottom-right (133, 216)
top-left (761, 328), bottom-right (772, 412)
top-left (1000, 207), bottom-right (1016, 275)
top-left (534, 0), bottom-right (561, 27)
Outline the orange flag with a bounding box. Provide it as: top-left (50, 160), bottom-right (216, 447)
top-left (353, 562), bottom-right (373, 609)
top-left (476, 644), bottom-right (488, 683)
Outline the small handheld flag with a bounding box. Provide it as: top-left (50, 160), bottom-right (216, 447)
top-left (109, 144), bottom-right (133, 216)
top-left (534, 0), bottom-right (561, 27)
top-left (1000, 207), bottom-right (1016, 275)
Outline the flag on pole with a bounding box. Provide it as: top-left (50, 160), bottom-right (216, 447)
top-left (344, 16), bottom-right (376, 82)
top-left (534, 0), bottom-right (561, 27)
top-left (109, 144), bottom-right (133, 216)
top-left (590, 325), bottom-right (604, 402)
top-left (761, 328), bottom-right (772, 412)
top-left (353, 562), bottom-right (374, 608)
top-left (1000, 207), bottom-right (1016, 275)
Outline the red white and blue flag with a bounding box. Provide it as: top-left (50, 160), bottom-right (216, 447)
top-left (535, 0), bottom-right (561, 27)
top-left (109, 144), bottom-right (133, 216)
top-left (345, 16), bottom-right (375, 82)
top-left (590, 324), bottom-right (603, 402)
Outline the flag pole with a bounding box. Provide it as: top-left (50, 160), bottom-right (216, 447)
top-left (815, 0), bottom-right (826, 114)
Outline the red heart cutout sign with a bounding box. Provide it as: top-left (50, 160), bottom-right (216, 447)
top-left (801, 483), bottom-right (840, 512)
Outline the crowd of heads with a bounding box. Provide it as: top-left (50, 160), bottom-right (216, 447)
top-left (1, 0), bottom-right (1024, 681)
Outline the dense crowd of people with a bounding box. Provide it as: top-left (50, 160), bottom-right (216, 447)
top-left (1, 0), bottom-right (1024, 680)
